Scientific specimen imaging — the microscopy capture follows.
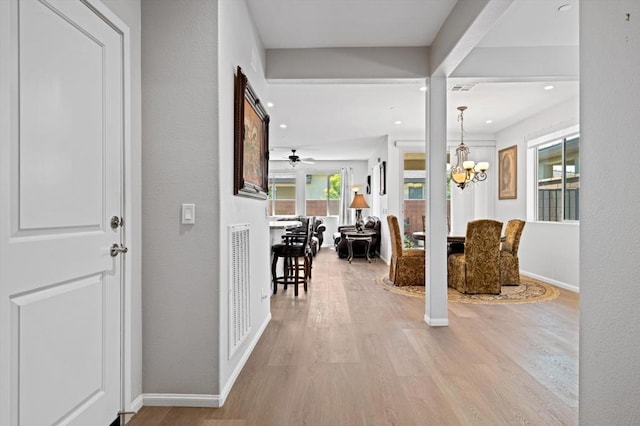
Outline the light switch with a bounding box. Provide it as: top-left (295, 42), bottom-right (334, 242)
top-left (182, 203), bottom-right (195, 224)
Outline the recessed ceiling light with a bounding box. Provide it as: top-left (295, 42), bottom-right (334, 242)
top-left (544, 85), bottom-right (555, 90)
top-left (279, 124), bottom-right (287, 128)
top-left (266, 102), bottom-right (274, 108)
top-left (419, 86), bottom-right (427, 92)
top-left (395, 120), bottom-right (402, 125)
top-left (557, 4), bottom-right (572, 12)
top-left (485, 120), bottom-right (493, 124)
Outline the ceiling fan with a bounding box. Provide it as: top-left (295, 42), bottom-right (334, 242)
top-left (286, 149), bottom-right (315, 167)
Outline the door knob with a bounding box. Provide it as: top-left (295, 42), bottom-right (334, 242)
top-left (110, 243), bottom-right (129, 257)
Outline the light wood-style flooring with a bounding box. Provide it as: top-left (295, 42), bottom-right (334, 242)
top-left (129, 248), bottom-right (578, 425)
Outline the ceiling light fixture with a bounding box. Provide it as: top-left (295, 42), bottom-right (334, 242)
top-left (286, 149), bottom-right (315, 167)
top-left (419, 86), bottom-right (427, 92)
top-left (449, 106), bottom-right (489, 190)
top-left (267, 102), bottom-right (274, 107)
top-left (486, 120), bottom-right (493, 124)
top-left (394, 120), bottom-right (402, 125)
top-left (279, 124), bottom-right (287, 128)
top-left (544, 85), bottom-right (555, 90)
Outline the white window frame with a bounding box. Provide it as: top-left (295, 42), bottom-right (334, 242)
top-left (526, 124), bottom-right (580, 223)
top-left (304, 170), bottom-right (342, 217)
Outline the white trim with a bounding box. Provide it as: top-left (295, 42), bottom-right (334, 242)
top-left (142, 394), bottom-right (220, 408)
top-left (83, 0), bottom-right (135, 417)
top-left (219, 312), bottom-right (271, 406)
top-left (130, 394), bottom-right (143, 413)
top-left (424, 315), bottom-right (449, 326)
top-left (527, 124), bottom-right (579, 149)
top-left (521, 271), bottom-right (579, 293)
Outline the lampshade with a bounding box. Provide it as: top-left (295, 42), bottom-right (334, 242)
top-left (349, 193), bottom-right (370, 209)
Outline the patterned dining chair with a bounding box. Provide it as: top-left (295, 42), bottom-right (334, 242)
top-left (499, 219), bottom-right (526, 285)
top-left (387, 215), bottom-right (425, 286)
top-left (447, 219), bottom-right (503, 294)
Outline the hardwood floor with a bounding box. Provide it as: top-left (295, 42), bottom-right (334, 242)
top-left (129, 249), bottom-right (579, 425)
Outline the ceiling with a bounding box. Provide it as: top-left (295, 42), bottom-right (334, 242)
top-left (246, 0), bottom-right (580, 162)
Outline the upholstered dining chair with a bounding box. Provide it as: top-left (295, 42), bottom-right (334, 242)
top-left (387, 215), bottom-right (425, 286)
top-left (447, 219), bottom-right (503, 294)
top-left (499, 219), bottom-right (526, 285)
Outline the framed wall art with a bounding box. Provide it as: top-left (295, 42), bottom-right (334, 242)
top-left (498, 145), bottom-right (517, 200)
top-left (379, 161), bottom-right (386, 196)
top-left (234, 66), bottom-right (270, 199)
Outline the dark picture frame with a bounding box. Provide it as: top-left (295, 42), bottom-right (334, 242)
top-left (234, 66), bottom-right (270, 199)
top-left (498, 145), bottom-right (517, 200)
top-left (379, 161), bottom-right (386, 196)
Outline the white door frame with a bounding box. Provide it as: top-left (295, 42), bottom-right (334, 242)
top-left (86, 0), bottom-right (135, 417)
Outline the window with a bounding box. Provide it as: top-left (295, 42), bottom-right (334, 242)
top-left (404, 175), bottom-right (425, 200)
top-left (403, 153), bottom-right (426, 244)
top-left (536, 136), bottom-right (579, 221)
top-left (305, 173), bottom-right (341, 216)
top-left (268, 173), bottom-right (296, 216)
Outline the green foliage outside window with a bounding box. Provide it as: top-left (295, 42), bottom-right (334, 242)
top-left (325, 173), bottom-right (341, 199)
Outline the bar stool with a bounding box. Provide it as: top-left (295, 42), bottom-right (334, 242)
top-left (271, 221), bottom-right (312, 296)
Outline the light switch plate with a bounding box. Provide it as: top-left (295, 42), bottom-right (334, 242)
top-left (182, 203), bottom-right (195, 224)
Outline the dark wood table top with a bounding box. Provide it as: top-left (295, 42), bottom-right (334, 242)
top-left (343, 229), bottom-right (376, 237)
top-left (411, 232), bottom-right (503, 244)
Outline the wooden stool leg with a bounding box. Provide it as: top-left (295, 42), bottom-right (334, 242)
top-left (293, 256), bottom-right (299, 297)
top-left (271, 252), bottom-right (279, 294)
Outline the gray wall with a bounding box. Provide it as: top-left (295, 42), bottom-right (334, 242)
top-left (141, 0), bottom-right (219, 394)
top-left (580, 0), bottom-right (640, 422)
top-left (494, 98), bottom-right (580, 291)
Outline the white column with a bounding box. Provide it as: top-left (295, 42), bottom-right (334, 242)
top-left (424, 76), bottom-right (448, 326)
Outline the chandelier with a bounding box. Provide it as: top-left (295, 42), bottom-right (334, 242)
top-left (450, 106), bottom-right (489, 189)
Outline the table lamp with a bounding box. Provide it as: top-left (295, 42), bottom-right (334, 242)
top-left (349, 187), bottom-right (370, 231)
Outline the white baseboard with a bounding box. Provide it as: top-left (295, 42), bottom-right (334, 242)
top-left (139, 312), bottom-right (272, 409)
top-left (521, 271), bottom-right (579, 293)
top-left (143, 393), bottom-right (220, 407)
top-left (130, 394), bottom-right (144, 412)
top-left (424, 315), bottom-right (448, 326)
top-left (218, 312), bottom-right (271, 406)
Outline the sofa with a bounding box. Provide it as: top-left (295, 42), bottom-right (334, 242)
top-left (276, 216), bottom-right (325, 256)
top-left (333, 216), bottom-right (381, 259)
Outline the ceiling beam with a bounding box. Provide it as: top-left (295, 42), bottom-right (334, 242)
top-left (429, 0), bottom-right (514, 77)
top-left (265, 47), bottom-right (429, 81)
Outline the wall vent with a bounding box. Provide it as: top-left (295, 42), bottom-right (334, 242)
top-left (229, 224), bottom-right (251, 359)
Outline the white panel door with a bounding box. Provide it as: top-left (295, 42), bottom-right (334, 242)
top-left (0, 0), bottom-right (125, 424)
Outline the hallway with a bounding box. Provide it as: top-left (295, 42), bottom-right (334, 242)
top-left (130, 249), bottom-right (578, 425)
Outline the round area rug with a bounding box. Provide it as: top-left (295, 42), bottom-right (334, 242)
top-left (374, 275), bottom-right (559, 304)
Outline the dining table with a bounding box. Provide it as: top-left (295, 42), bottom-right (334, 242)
top-left (412, 231), bottom-right (465, 244)
top-left (411, 231), bottom-right (503, 245)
